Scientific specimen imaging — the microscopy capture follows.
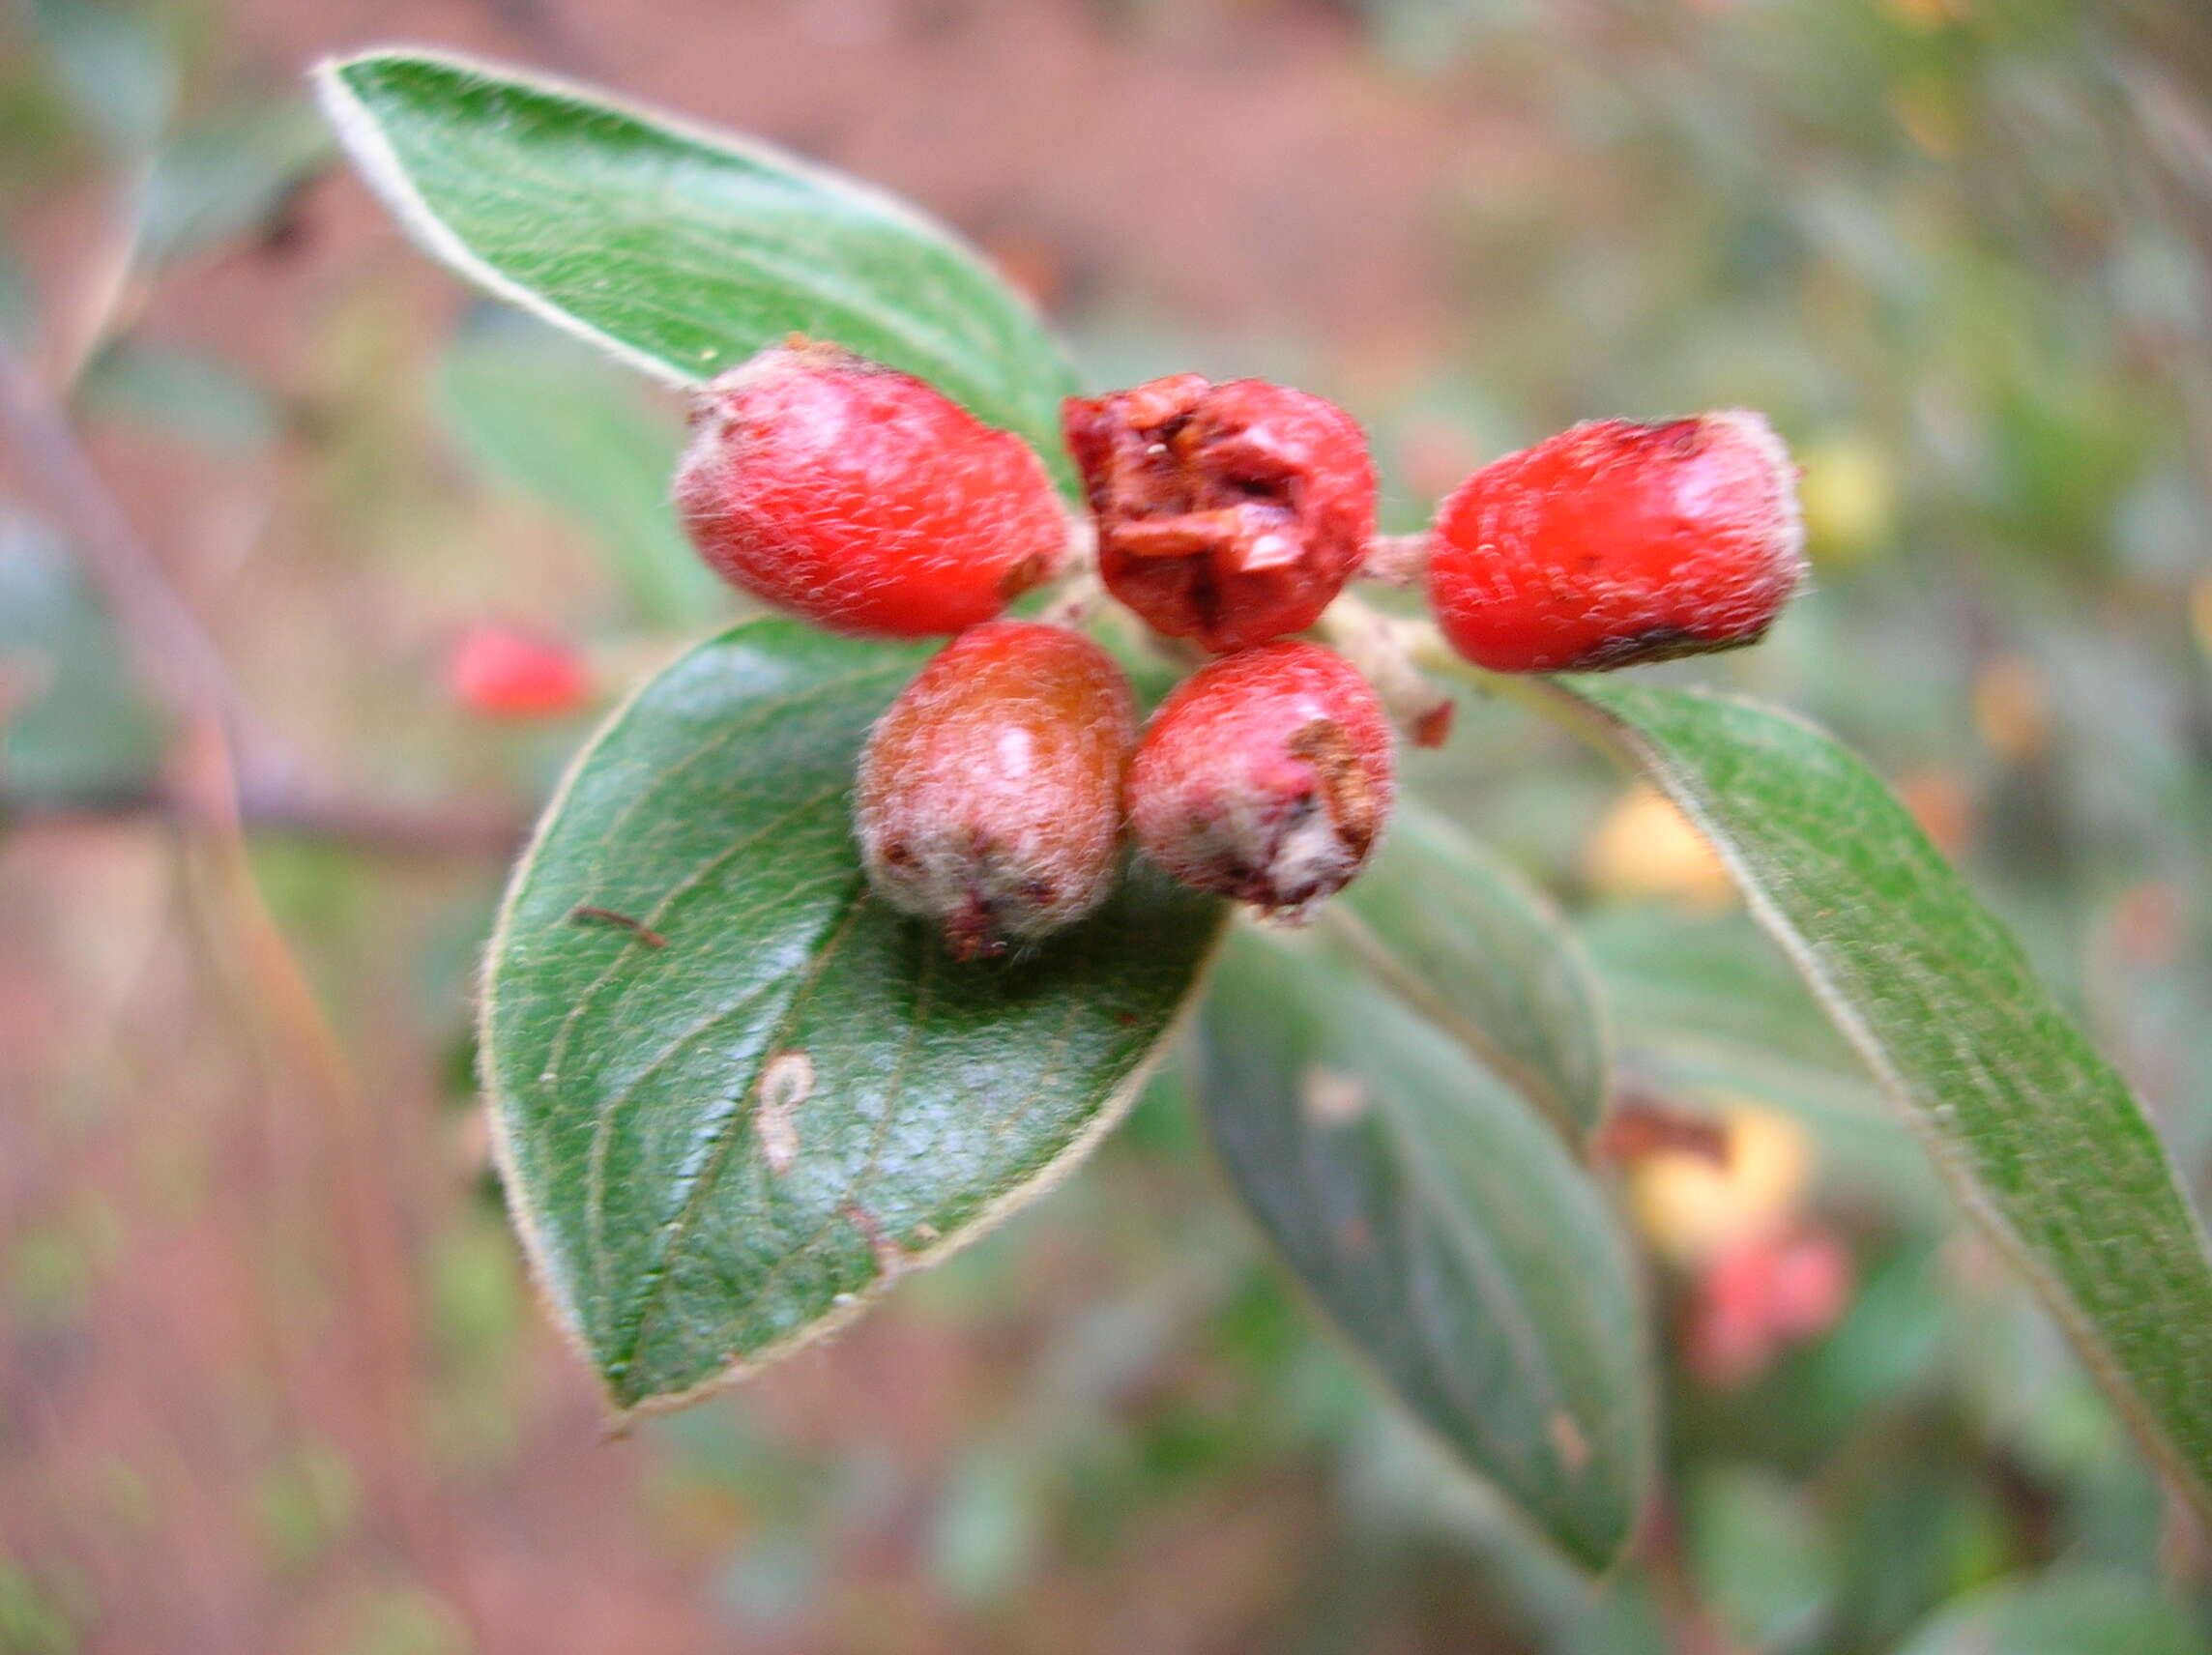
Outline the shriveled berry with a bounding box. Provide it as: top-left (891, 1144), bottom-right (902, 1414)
top-left (1063, 374), bottom-right (1376, 653)
top-left (854, 621), bottom-right (1135, 960)
top-left (1428, 410), bottom-right (1805, 673)
top-left (1126, 641), bottom-right (1394, 918)
top-left (676, 340), bottom-right (1066, 637)
top-left (446, 624), bottom-right (592, 719)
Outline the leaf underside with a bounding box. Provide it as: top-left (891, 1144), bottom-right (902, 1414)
top-left (1199, 928), bottom-right (1651, 1570)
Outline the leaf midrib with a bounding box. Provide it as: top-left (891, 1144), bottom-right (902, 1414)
top-left (604, 876), bottom-right (881, 1387)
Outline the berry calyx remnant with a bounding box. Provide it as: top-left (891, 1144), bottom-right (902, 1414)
top-left (1125, 641), bottom-right (1394, 919)
top-left (676, 340), bottom-right (1067, 637)
top-left (1063, 374), bottom-right (1376, 653)
top-left (1427, 410), bottom-right (1805, 673)
top-left (854, 621), bottom-right (1136, 960)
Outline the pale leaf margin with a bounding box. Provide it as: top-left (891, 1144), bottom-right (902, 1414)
top-left (308, 44), bottom-right (1072, 397)
top-left (475, 635), bottom-right (1225, 1418)
top-left (1520, 674), bottom-right (2212, 1524)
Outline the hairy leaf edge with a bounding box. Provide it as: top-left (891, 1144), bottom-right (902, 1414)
top-left (310, 45), bottom-right (1079, 397)
top-left (476, 623), bottom-right (1227, 1419)
top-left (1528, 676), bottom-right (2212, 1525)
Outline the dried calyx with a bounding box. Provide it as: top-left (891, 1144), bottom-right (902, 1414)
top-left (1063, 374), bottom-right (1376, 654)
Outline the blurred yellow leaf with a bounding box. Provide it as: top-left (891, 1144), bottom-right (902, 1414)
top-left (1586, 783), bottom-right (1734, 912)
top-left (1633, 1105), bottom-right (1815, 1266)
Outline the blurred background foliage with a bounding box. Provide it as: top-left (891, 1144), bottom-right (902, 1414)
top-left (2, 0), bottom-right (2210, 1649)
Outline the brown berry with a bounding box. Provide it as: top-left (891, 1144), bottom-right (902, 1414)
top-left (854, 621), bottom-right (1135, 959)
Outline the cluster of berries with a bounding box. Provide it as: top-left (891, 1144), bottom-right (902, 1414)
top-left (673, 340), bottom-right (1804, 960)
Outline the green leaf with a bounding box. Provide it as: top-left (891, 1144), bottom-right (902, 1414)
top-left (1324, 799), bottom-right (1609, 1141)
top-left (481, 619), bottom-right (1225, 1410)
top-left (1683, 1465), bottom-right (1838, 1654)
top-left (0, 511), bottom-right (166, 799)
top-left (1581, 908), bottom-right (1944, 1218)
top-left (1581, 908), bottom-right (1890, 1134)
top-left (1536, 676), bottom-right (2212, 1523)
top-left (438, 316), bottom-right (725, 626)
top-left (138, 101), bottom-right (331, 269)
top-left (314, 49), bottom-right (1081, 489)
top-left (1580, 907), bottom-right (1869, 1092)
top-left (1893, 1570), bottom-right (2209, 1655)
top-left (25, 0), bottom-right (175, 156)
top-left (1197, 928), bottom-right (1651, 1569)
top-left (77, 339), bottom-right (280, 455)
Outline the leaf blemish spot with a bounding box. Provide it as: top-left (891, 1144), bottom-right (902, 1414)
top-left (1300, 1066), bottom-right (1369, 1126)
top-left (843, 1202), bottom-right (909, 1280)
top-left (569, 905), bottom-right (669, 948)
top-left (1548, 1411), bottom-right (1589, 1473)
top-left (755, 1050), bottom-right (814, 1176)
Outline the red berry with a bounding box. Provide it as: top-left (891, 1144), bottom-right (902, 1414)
top-left (1427, 410), bottom-right (1805, 673)
top-left (1126, 641), bottom-right (1394, 918)
top-left (1684, 1226), bottom-right (1852, 1388)
top-left (1063, 374), bottom-right (1376, 653)
top-left (675, 340), bottom-right (1066, 637)
top-left (854, 621), bottom-right (1136, 960)
top-left (446, 625), bottom-right (593, 719)
top-left (1761, 1230), bottom-right (1852, 1339)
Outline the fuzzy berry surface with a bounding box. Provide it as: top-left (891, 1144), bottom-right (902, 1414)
top-left (854, 621), bottom-right (1136, 960)
top-left (1126, 641), bottom-right (1394, 919)
top-left (675, 340), bottom-right (1066, 638)
top-left (1064, 374), bottom-right (1376, 653)
top-left (1428, 410), bottom-right (1805, 673)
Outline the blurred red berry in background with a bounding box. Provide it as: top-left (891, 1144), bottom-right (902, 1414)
top-left (1685, 1226), bottom-right (1854, 1388)
top-left (446, 625), bottom-right (594, 720)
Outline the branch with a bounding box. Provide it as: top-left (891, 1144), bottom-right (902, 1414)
top-left (0, 334), bottom-right (276, 769)
top-left (0, 779), bottom-right (524, 857)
